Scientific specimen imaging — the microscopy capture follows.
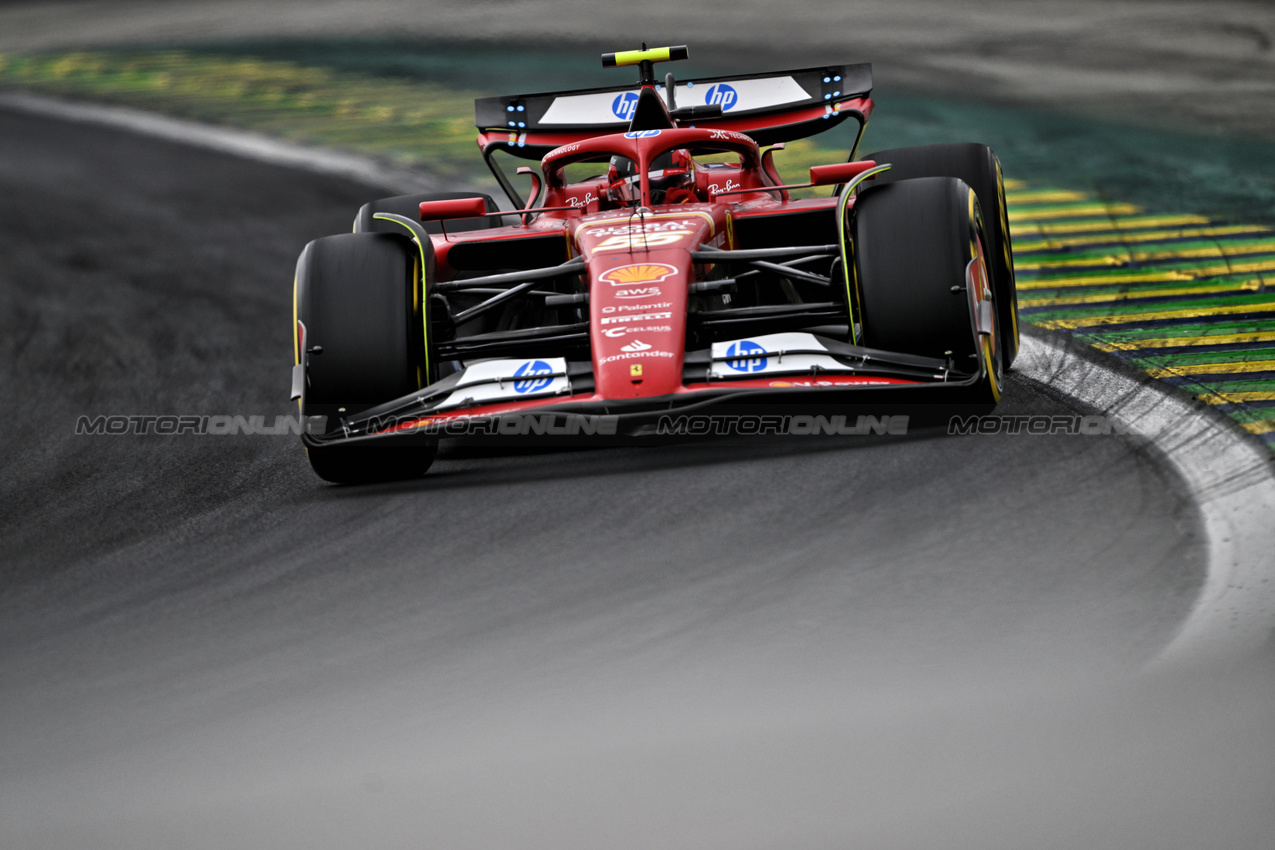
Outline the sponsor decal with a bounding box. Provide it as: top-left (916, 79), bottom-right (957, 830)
top-left (436, 357), bottom-right (570, 409)
top-left (709, 333), bottom-right (850, 379)
top-left (602, 302), bottom-right (674, 313)
top-left (624, 129), bottom-right (662, 138)
top-left (704, 83), bottom-right (739, 111)
top-left (612, 92), bottom-right (640, 120)
top-left (724, 340), bottom-right (769, 373)
top-left (614, 287), bottom-right (662, 299)
top-left (620, 339), bottom-right (653, 353)
top-left (599, 263), bottom-right (678, 286)
top-left (707, 179), bottom-right (740, 197)
top-left (600, 350), bottom-right (676, 364)
top-left (602, 324), bottom-right (672, 338)
top-left (512, 359), bottom-right (556, 394)
top-left (586, 220), bottom-right (700, 237)
top-left (592, 231), bottom-right (692, 252)
top-left (544, 142), bottom-right (581, 164)
top-left (770, 379), bottom-right (892, 388)
top-left (600, 311), bottom-right (674, 325)
top-left (538, 77), bottom-right (805, 127)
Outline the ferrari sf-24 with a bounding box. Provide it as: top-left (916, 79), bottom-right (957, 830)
top-left (291, 45), bottom-right (1018, 483)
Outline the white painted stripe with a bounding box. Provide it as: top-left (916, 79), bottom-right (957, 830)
top-left (0, 92), bottom-right (442, 194)
top-left (1016, 329), bottom-right (1275, 669)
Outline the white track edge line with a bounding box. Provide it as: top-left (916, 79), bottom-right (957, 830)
top-left (1017, 331), bottom-right (1275, 669)
top-left (5, 92), bottom-right (1270, 668)
top-left (0, 91), bottom-right (444, 194)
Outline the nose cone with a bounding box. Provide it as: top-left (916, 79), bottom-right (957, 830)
top-left (589, 257), bottom-right (687, 398)
top-left (576, 213), bottom-right (714, 399)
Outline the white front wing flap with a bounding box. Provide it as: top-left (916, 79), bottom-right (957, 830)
top-left (436, 357), bottom-right (570, 409)
top-left (709, 333), bottom-right (848, 380)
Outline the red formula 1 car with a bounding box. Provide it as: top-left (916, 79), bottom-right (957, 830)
top-left (291, 45), bottom-right (1018, 483)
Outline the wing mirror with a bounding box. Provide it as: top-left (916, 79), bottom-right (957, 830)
top-left (418, 197), bottom-right (488, 222)
top-left (809, 160), bottom-right (878, 186)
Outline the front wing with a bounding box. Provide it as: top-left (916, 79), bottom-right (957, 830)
top-left (300, 331), bottom-right (992, 447)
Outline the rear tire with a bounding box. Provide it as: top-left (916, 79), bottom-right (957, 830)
top-left (851, 176), bottom-right (1003, 404)
top-left (354, 191), bottom-right (499, 235)
top-left (864, 143), bottom-right (1019, 368)
top-left (294, 232), bottom-right (436, 484)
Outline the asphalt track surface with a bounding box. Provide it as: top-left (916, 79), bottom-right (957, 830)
top-left (3, 104), bottom-right (1274, 849)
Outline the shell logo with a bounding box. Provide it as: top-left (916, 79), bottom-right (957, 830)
top-left (600, 263), bottom-right (679, 286)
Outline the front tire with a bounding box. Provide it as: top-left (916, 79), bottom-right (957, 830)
top-left (864, 143), bottom-right (1019, 368)
top-left (851, 176), bottom-right (1003, 405)
top-left (294, 232), bottom-right (436, 484)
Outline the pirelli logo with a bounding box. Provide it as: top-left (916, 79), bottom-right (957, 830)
top-left (600, 312), bottom-right (673, 325)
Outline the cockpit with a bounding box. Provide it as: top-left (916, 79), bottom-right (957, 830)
top-left (539, 128), bottom-right (772, 213)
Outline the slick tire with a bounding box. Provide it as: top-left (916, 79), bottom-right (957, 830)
top-left (293, 231), bottom-right (436, 484)
top-left (851, 176), bottom-right (1004, 405)
top-left (864, 143), bottom-right (1019, 368)
top-left (354, 191), bottom-right (500, 235)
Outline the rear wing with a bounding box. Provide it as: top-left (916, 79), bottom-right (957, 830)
top-left (475, 62), bottom-right (873, 169)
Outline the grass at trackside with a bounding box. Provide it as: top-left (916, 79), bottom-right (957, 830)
top-left (0, 50), bottom-right (485, 183)
top-left (4, 42), bottom-right (1275, 226)
top-left (0, 47), bottom-right (851, 189)
top-left (172, 39), bottom-right (1275, 229)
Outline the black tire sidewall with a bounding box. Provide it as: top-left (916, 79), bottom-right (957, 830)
top-left (852, 176), bottom-right (1001, 403)
top-left (865, 143), bottom-right (1019, 367)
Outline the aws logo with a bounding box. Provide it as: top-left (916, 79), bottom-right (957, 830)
top-left (614, 287), bottom-right (661, 299)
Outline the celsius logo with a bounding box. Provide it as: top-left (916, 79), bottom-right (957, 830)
top-left (513, 359), bottom-right (554, 393)
top-left (612, 92), bottom-right (640, 120)
top-left (705, 83), bottom-right (739, 111)
top-left (725, 340), bottom-right (768, 372)
top-left (621, 339), bottom-right (653, 353)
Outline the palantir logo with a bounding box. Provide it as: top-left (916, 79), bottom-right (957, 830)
top-left (725, 340), bottom-right (768, 372)
top-left (612, 91), bottom-right (640, 120)
top-left (513, 360), bottom-right (554, 394)
top-left (705, 83), bottom-right (739, 112)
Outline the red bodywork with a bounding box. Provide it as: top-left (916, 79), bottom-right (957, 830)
top-left (384, 117), bottom-right (944, 432)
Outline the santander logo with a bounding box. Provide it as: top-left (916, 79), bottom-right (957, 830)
top-left (620, 339), bottom-right (653, 353)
